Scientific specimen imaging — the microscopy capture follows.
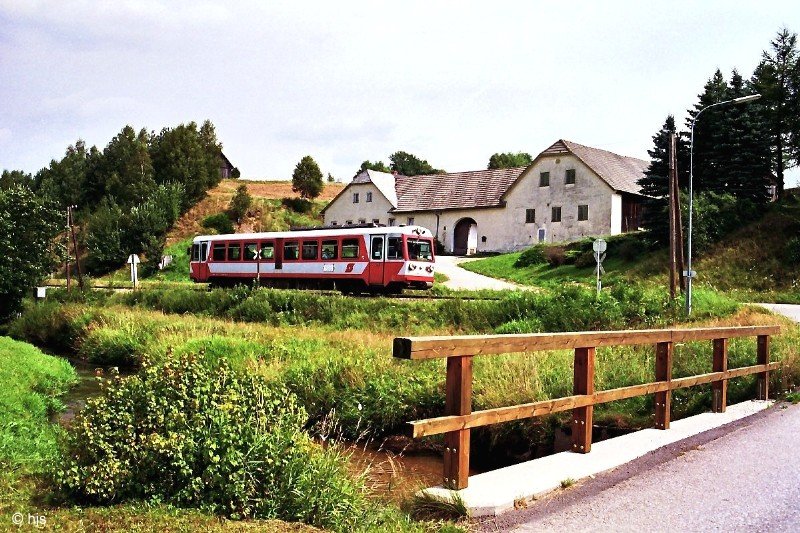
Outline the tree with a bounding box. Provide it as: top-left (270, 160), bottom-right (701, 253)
top-left (1, 169), bottom-right (33, 190)
top-left (150, 121), bottom-right (223, 209)
top-left (0, 186), bottom-right (63, 320)
top-left (389, 151), bottom-right (444, 176)
top-left (752, 27), bottom-right (800, 198)
top-left (326, 173), bottom-right (335, 183)
top-left (686, 69), bottom-right (730, 194)
top-left (638, 115), bottom-right (690, 244)
top-left (85, 198), bottom-right (125, 274)
top-left (229, 183), bottom-right (252, 221)
top-left (88, 126), bottom-right (155, 208)
top-left (291, 156), bottom-right (324, 199)
top-left (360, 160), bottom-right (390, 173)
top-left (487, 152), bottom-right (533, 169)
top-left (35, 140), bottom-right (89, 207)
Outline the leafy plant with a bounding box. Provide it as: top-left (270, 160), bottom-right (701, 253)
top-left (201, 212), bottom-right (234, 234)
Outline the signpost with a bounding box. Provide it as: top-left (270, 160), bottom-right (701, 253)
top-left (593, 238), bottom-right (607, 296)
top-left (127, 254), bottom-right (140, 289)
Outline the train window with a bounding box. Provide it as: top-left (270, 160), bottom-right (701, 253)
top-left (201, 242), bottom-right (208, 261)
top-left (244, 243), bottom-right (258, 261)
top-left (371, 236), bottom-right (384, 260)
top-left (302, 241), bottom-right (319, 260)
top-left (212, 243), bottom-right (226, 261)
top-left (341, 239), bottom-right (359, 259)
top-left (321, 240), bottom-right (338, 260)
top-left (284, 241), bottom-right (299, 260)
top-left (227, 243), bottom-right (241, 261)
top-left (261, 242), bottom-right (274, 260)
top-left (407, 239), bottom-right (433, 262)
top-left (387, 237), bottom-right (403, 259)
top-left (191, 244), bottom-right (200, 261)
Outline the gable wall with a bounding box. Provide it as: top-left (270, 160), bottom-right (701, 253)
top-left (322, 182), bottom-right (395, 225)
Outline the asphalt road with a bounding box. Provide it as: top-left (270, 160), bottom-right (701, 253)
top-left (435, 256), bottom-right (527, 291)
top-left (478, 403), bottom-right (800, 532)
top-left (755, 303), bottom-right (800, 323)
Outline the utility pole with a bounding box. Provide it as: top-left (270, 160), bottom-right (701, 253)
top-left (65, 207), bottom-right (71, 290)
top-left (69, 205), bottom-right (84, 290)
top-left (668, 133), bottom-right (684, 299)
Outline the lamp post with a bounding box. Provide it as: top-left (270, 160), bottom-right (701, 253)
top-left (686, 93), bottom-right (761, 315)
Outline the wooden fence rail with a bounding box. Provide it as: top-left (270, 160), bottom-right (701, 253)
top-left (392, 325), bottom-right (781, 490)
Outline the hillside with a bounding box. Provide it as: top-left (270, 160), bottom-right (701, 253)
top-left (167, 179), bottom-right (345, 245)
top-left (462, 192), bottom-right (800, 302)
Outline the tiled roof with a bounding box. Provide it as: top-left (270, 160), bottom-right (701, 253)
top-left (552, 140), bottom-right (647, 195)
top-left (391, 167), bottom-right (526, 213)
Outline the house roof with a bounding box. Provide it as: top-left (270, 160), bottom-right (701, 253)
top-left (392, 167), bottom-right (525, 213)
top-left (353, 169), bottom-right (398, 207)
top-left (541, 139), bottom-right (647, 195)
top-left (219, 151), bottom-right (234, 169)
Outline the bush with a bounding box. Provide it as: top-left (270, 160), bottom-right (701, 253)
top-left (573, 250), bottom-right (596, 268)
top-left (76, 326), bottom-right (146, 366)
top-left (201, 212), bottom-right (234, 234)
top-left (545, 247), bottom-right (567, 267)
top-left (281, 197), bottom-right (314, 214)
top-left (514, 245), bottom-right (547, 267)
top-left (784, 236), bottom-right (800, 265)
top-left (53, 354), bottom-right (368, 530)
top-left (229, 184), bottom-right (252, 220)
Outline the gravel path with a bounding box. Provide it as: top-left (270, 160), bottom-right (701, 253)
top-left (481, 404), bottom-right (800, 532)
top-left (754, 303), bottom-right (800, 323)
top-left (436, 256), bottom-right (528, 291)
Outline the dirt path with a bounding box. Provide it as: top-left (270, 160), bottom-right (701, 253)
top-left (481, 404), bottom-right (800, 532)
top-left (435, 256), bottom-right (529, 291)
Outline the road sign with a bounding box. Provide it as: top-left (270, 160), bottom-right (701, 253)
top-left (592, 238), bottom-right (607, 253)
top-left (683, 270), bottom-right (697, 279)
top-left (128, 254), bottom-right (140, 288)
top-left (127, 254), bottom-right (140, 264)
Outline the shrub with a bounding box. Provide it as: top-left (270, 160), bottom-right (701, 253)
top-left (281, 197), bottom-right (314, 214)
top-left (573, 250), bottom-right (596, 269)
top-left (77, 326), bottom-right (146, 366)
top-left (201, 212), bottom-right (234, 234)
top-left (514, 245), bottom-right (547, 267)
top-left (784, 236), bottom-right (800, 265)
top-left (53, 354), bottom-right (368, 531)
top-left (545, 247), bottom-right (567, 267)
top-left (229, 184), bottom-right (252, 220)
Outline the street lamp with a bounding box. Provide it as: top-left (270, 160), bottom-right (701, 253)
top-left (686, 93), bottom-right (761, 315)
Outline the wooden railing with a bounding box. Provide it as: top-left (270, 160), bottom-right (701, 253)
top-left (393, 325), bottom-right (781, 490)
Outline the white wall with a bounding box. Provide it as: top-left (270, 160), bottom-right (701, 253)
top-left (322, 182), bottom-right (395, 226)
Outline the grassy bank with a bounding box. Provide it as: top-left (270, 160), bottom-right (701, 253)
top-left (8, 293), bottom-right (798, 465)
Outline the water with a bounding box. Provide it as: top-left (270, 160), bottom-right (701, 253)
top-left (53, 359), bottom-right (133, 425)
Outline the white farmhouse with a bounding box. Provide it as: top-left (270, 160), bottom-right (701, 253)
top-left (321, 140), bottom-right (648, 254)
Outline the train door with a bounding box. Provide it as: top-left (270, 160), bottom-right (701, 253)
top-left (368, 235), bottom-right (385, 286)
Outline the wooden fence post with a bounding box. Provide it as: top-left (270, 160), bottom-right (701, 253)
top-left (757, 335), bottom-right (770, 400)
top-left (712, 338), bottom-right (728, 412)
top-left (655, 341), bottom-right (673, 429)
top-left (572, 347), bottom-right (595, 453)
top-left (443, 355), bottom-right (472, 489)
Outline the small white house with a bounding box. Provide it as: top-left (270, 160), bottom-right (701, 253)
top-left (322, 140), bottom-right (648, 254)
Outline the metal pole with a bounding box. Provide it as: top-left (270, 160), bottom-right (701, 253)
top-left (65, 206), bottom-right (71, 290)
top-left (685, 93), bottom-right (761, 315)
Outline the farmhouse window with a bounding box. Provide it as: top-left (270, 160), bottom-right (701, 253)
top-left (552, 206), bottom-right (562, 222)
top-left (302, 241), bottom-right (319, 260)
top-left (407, 217), bottom-right (415, 225)
top-left (212, 243), bottom-right (226, 261)
top-left (283, 241), bottom-right (299, 260)
top-left (321, 240), bottom-right (338, 259)
top-left (342, 239), bottom-right (360, 259)
top-left (353, 193), bottom-right (360, 203)
top-left (565, 169), bottom-right (576, 185)
top-left (578, 204), bottom-right (589, 221)
top-left (345, 220), bottom-right (353, 225)
top-left (366, 192), bottom-right (373, 202)
top-left (372, 218), bottom-right (380, 224)
top-left (525, 209), bottom-right (536, 223)
top-left (358, 218), bottom-right (366, 224)
top-left (388, 217), bottom-right (395, 226)
top-left (539, 172), bottom-right (550, 187)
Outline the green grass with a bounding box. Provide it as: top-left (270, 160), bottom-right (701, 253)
top-left (0, 336), bottom-right (76, 467)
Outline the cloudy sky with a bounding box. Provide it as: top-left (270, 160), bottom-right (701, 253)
top-left (1, 1), bottom-right (798, 186)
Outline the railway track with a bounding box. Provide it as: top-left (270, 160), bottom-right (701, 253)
top-left (41, 283), bottom-right (504, 301)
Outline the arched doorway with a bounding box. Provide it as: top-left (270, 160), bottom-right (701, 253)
top-left (453, 217), bottom-right (478, 255)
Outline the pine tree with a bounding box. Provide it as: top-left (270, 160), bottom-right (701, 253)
top-left (752, 27), bottom-right (800, 198)
top-left (687, 69), bottom-right (730, 194)
top-left (638, 115), bottom-right (689, 244)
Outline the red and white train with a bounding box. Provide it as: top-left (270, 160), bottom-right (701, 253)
top-left (189, 225), bottom-right (436, 293)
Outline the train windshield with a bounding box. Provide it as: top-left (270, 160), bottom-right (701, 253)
top-left (407, 238), bottom-right (434, 262)
top-left (191, 242), bottom-right (209, 262)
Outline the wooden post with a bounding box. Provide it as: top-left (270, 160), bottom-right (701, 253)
top-left (572, 347), bottom-right (595, 453)
top-left (712, 338), bottom-right (728, 412)
top-left (443, 355), bottom-right (472, 489)
top-left (757, 335), bottom-right (770, 400)
top-left (655, 341), bottom-right (673, 429)
top-left (668, 133), bottom-right (678, 299)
